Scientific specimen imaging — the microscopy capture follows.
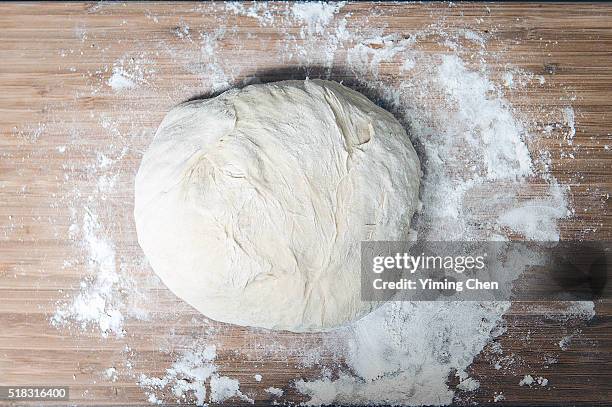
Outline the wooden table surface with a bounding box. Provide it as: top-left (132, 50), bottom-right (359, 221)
top-left (0, 2), bottom-right (610, 406)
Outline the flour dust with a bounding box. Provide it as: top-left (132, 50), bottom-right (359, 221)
top-left (36, 2), bottom-right (599, 406)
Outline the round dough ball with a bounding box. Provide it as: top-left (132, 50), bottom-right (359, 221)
top-left (134, 80), bottom-right (420, 332)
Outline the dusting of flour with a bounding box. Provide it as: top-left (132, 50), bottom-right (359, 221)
top-left (52, 210), bottom-right (125, 337)
top-left (139, 344), bottom-right (253, 405)
top-left (39, 2), bottom-right (599, 406)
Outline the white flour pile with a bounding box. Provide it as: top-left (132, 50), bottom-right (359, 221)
top-left (139, 344), bottom-right (253, 405)
top-left (51, 209), bottom-right (125, 337)
top-left (38, 2), bottom-right (599, 405)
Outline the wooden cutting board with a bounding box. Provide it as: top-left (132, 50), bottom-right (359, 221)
top-left (0, 2), bottom-right (610, 406)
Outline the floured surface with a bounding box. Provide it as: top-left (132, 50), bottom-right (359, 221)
top-left (0, 2), bottom-right (610, 406)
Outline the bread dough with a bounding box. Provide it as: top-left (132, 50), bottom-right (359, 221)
top-left (134, 80), bottom-right (420, 332)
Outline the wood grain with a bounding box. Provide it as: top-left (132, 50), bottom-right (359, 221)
top-left (0, 2), bottom-right (610, 406)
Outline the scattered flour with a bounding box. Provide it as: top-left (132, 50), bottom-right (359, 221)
top-left (265, 387), bottom-right (284, 397)
top-left (563, 106), bottom-right (576, 146)
top-left (139, 344), bottom-right (252, 405)
top-left (105, 367), bottom-right (118, 382)
top-left (401, 57), bottom-right (415, 71)
top-left (225, 2), bottom-right (275, 26)
top-left (107, 55), bottom-right (154, 91)
top-left (559, 333), bottom-right (576, 350)
top-left (498, 183), bottom-right (570, 241)
top-left (291, 1), bottom-right (345, 35)
top-left (519, 374), bottom-right (534, 386)
top-left (503, 71), bottom-right (514, 88)
top-left (531, 301), bottom-right (595, 322)
top-left (519, 374), bottom-right (548, 387)
top-left (210, 376), bottom-right (253, 404)
top-left (297, 302), bottom-right (509, 405)
top-left (108, 67), bottom-right (136, 91)
top-left (51, 210), bottom-right (125, 337)
top-left (457, 377), bottom-right (481, 392)
top-left (42, 3), bottom-right (597, 406)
